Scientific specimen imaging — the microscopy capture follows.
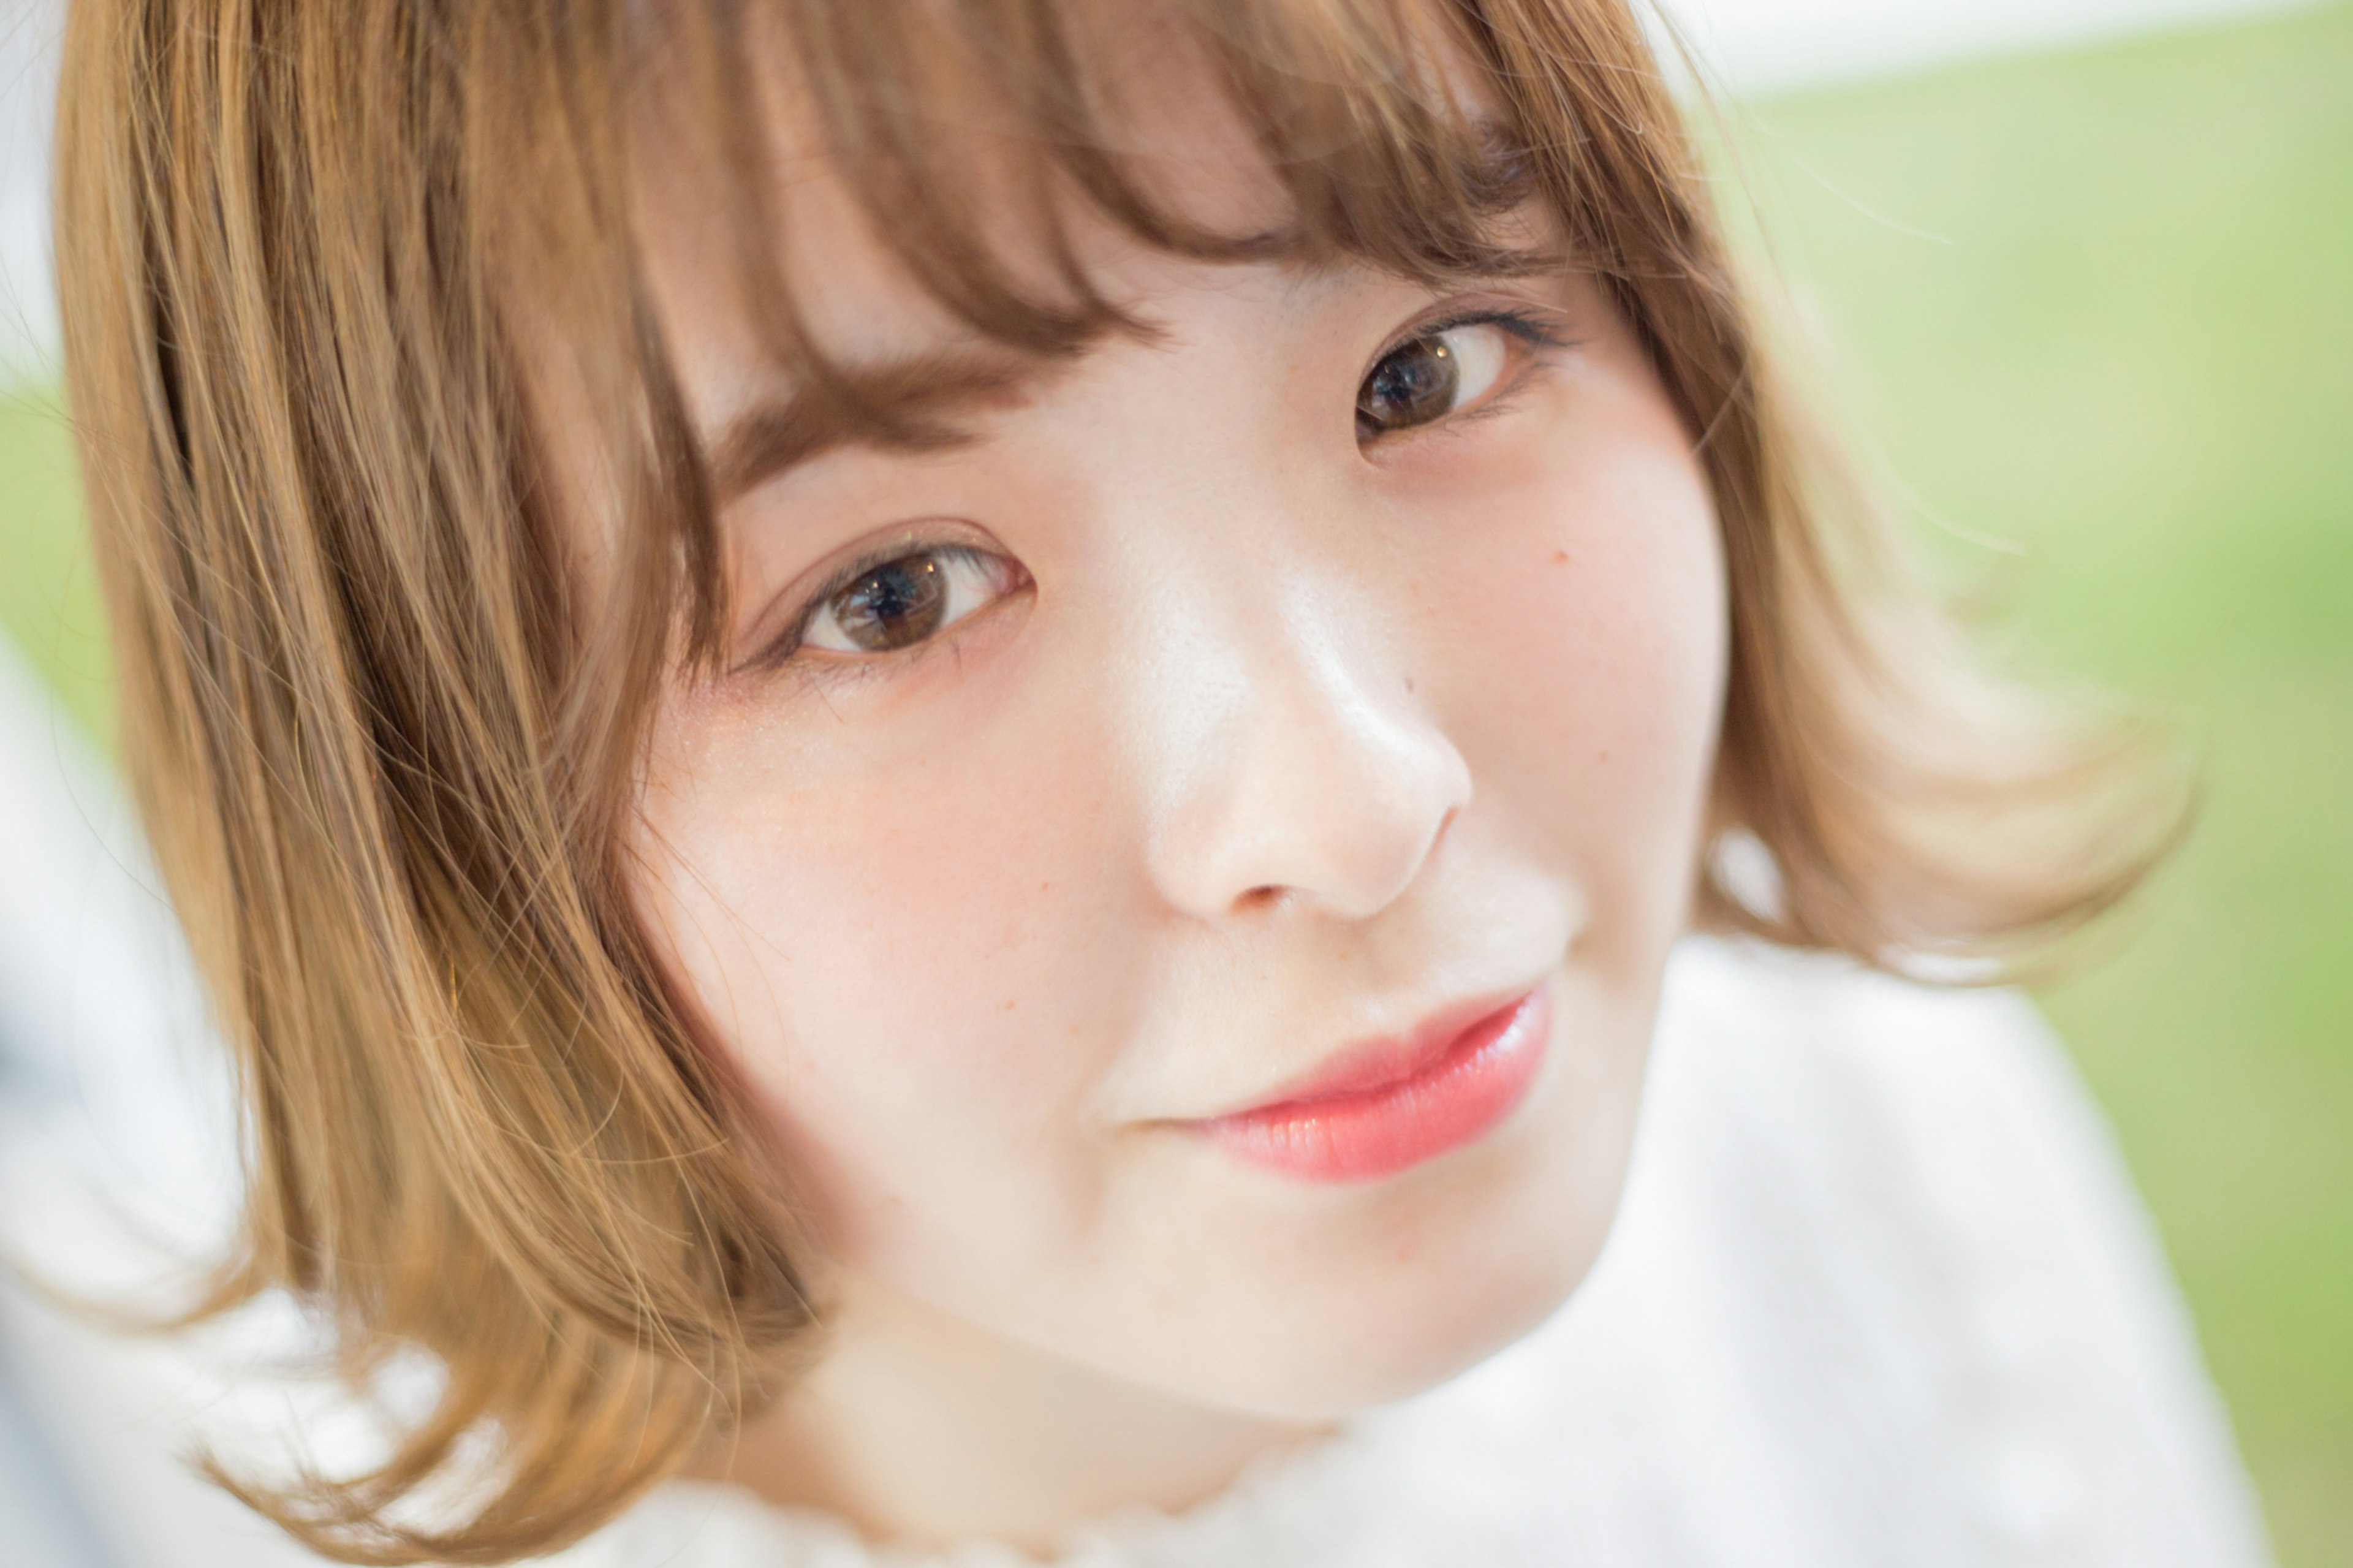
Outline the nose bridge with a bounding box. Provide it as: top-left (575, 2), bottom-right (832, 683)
top-left (1119, 512), bottom-right (1472, 925)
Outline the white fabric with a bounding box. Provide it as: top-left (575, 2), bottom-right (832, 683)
top-left (550, 940), bottom-right (2274, 1568)
top-left (0, 638), bottom-right (331, 1568)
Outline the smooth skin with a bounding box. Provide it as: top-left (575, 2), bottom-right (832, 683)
top-left (626, 86), bottom-right (1729, 1551)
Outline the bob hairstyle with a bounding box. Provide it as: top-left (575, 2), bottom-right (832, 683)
top-left (55, 0), bottom-right (2175, 1561)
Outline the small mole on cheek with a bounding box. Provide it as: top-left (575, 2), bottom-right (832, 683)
top-left (1404, 677), bottom-right (1417, 695)
top-left (1553, 549), bottom-right (1571, 564)
top-left (1002, 999), bottom-right (1018, 1012)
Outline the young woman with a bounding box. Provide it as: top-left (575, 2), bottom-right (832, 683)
top-left (53, 0), bottom-right (2269, 1562)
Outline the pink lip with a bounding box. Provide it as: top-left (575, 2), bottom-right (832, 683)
top-left (1192, 986), bottom-right (1552, 1183)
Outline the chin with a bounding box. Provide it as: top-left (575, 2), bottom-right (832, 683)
top-left (1200, 1094), bottom-right (1643, 1421)
top-left (1322, 1229), bottom-right (1608, 1416)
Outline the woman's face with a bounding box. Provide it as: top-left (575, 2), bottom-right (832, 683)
top-left (630, 135), bottom-right (1727, 1420)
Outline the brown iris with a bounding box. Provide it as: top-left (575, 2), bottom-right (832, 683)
top-left (1357, 335), bottom-right (1460, 436)
top-left (829, 553), bottom-right (949, 652)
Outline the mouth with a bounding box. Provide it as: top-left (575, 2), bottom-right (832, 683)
top-left (1188, 985), bottom-right (1553, 1183)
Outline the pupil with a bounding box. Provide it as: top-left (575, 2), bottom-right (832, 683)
top-left (835, 554), bottom-right (948, 651)
top-left (1359, 337), bottom-right (1458, 432)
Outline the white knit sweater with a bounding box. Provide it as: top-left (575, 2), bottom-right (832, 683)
top-left (548, 938), bottom-right (2273, 1568)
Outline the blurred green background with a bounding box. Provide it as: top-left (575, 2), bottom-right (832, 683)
top-left (2, 4), bottom-right (2347, 1562)
top-left (1730, 7), bottom-right (2353, 1561)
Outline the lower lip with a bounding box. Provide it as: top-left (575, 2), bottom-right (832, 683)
top-left (1197, 988), bottom-right (1552, 1183)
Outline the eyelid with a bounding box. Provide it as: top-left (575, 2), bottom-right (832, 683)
top-left (1363, 300), bottom-right (1576, 374)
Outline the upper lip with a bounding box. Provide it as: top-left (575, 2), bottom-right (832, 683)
top-left (1193, 985), bottom-right (1541, 1123)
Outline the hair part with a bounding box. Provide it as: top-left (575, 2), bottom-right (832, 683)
top-left (54, 0), bottom-right (2180, 1559)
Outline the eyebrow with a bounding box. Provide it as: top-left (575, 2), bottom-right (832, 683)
top-left (705, 345), bottom-right (1083, 502)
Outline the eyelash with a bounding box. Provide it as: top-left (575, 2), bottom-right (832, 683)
top-left (1385, 303), bottom-right (1573, 357)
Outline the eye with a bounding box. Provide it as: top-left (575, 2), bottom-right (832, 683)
top-left (803, 545), bottom-right (1023, 656)
top-left (1356, 321), bottom-right (1515, 438)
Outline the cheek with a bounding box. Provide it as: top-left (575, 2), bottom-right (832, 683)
top-left (632, 686), bottom-right (1129, 1257)
top-left (1413, 384), bottom-right (1727, 933)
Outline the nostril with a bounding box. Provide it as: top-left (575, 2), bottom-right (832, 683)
top-left (1236, 884), bottom-right (1287, 914)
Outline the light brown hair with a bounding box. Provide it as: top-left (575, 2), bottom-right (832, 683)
top-left (54, 0), bottom-right (2175, 1560)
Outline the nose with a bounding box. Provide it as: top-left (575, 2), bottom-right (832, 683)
top-left (1135, 575), bottom-right (1473, 925)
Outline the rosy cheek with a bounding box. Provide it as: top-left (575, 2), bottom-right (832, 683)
top-left (1407, 386), bottom-right (1724, 925)
top-left (635, 688), bottom-right (1124, 1240)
